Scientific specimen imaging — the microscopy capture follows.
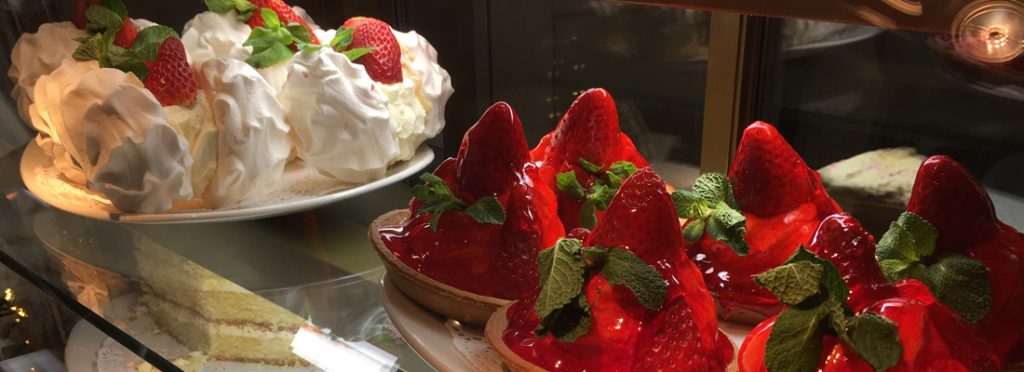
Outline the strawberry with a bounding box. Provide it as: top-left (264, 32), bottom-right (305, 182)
top-left (455, 102), bottom-right (529, 198)
top-left (808, 214), bottom-right (890, 310)
top-left (73, 0), bottom-right (100, 29)
top-left (586, 168), bottom-right (682, 267)
top-left (246, 0), bottom-right (320, 44)
top-left (632, 296), bottom-right (731, 371)
top-left (496, 181), bottom-right (558, 300)
top-left (113, 18), bottom-right (138, 48)
top-left (729, 121), bottom-right (839, 218)
top-left (533, 88), bottom-right (624, 169)
top-left (144, 37), bottom-right (197, 107)
top-left (906, 155), bottom-right (999, 253)
top-left (341, 17), bottom-right (403, 84)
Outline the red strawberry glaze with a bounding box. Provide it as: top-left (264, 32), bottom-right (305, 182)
top-left (530, 88), bottom-right (650, 230)
top-left (906, 156), bottom-right (1024, 363)
top-left (502, 169), bottom-right (733, 371)
top-left (687, 122), bottom-right (840, 320)
top-left (739, 280), bottom-right (1001, 372)
top-left (380, 103), bottom-right (562, 300)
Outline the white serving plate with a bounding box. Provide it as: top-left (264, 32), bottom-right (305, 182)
top-left (21, 141), bottom-right (433, 223)
top-left (380, 272), bottom-right (754, 372)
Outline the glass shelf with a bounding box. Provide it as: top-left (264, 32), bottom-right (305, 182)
top-left (0, 145), bottom-right (431, 372)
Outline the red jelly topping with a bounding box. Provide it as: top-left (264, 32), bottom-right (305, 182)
top-left (503, 169), bottom-right (733, 371)
top-left (381, 103), bottom-right (563, 300)
top-left (687, 122), bottom-right (840, 319)
top-left (907, 156), bottom-right (1024, 363)
top-left (530, 88), bottom-right (650, 230)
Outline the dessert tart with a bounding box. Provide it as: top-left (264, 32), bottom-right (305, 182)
top-left (9, 0), bottom-right (452, 213)
top-left (372, 102), bottom-right (565, 326)
top-left (738, 213), bottom-right (1002, 371)
top-left (530, 88), bottom-right (652, 231)
top-left (680, 121), bottom-right (841, 324)
top-left (487, 168), bottom-right (736, 371)
top-left (886, 155), bottom-right (1024, 365)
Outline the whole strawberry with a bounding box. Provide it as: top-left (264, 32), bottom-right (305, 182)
top-left (341, 17), bottom-right (403, 84)
top-left (113, 18), bottom-right (138, 48)
top-left (246, 0), bottom-right (320, 45)
top-left (144, 37), bottom-right (197, 106)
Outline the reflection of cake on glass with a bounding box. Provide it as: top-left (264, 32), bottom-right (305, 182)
top-left (133, 233), bottom-right (307, 367)
top-left (8, 0), bottom-right (452, 213)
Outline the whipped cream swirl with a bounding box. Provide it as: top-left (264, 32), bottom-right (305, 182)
top-left (8, 22), bottom-right (86, 122)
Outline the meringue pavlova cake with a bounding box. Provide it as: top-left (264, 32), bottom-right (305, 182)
top-left (10, 0), bottom-right (452, 214)
top-left (188, 1), bottom-right (453, 181)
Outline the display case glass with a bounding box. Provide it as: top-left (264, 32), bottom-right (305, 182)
top-left (0, 0), bottom-right (1021, 371)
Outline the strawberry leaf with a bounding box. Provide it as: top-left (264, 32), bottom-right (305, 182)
top-left (599, 248), bottom-right (667, 310)
top-left (464, 196), bottom-right (506, 225)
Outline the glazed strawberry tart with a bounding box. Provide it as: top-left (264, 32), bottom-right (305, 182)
top-left (371, 89), bottom-right (654, 325)
top-left (9, 0), bottom-right (452, 213)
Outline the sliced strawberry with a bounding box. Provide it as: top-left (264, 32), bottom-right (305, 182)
top-left (246, 0), bottom-right (320, 44)
top-left (906, 155), bottom-right (999, 253)
top-left (729, 121), bottom-right (839, 218)
top-left (341, 17), bottom-right (402, 84)
top-left (144, 37), bottom-right (197, 107)
top-left (113, 18), bottom-right (138, 48)
top-left (73, 0), bottom-right (101, 29)
top-left (455, 102), bottom-right (529, 198)
top-left (632, 296), bottom-right (732, 371)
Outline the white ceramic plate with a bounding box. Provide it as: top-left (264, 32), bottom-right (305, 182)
top-left (380, 272), bottom-right (754, 372)
top-left (65, 320), bottom-right (105, 372)
top-left (21, 141), bottom-right (434, 223)
top-left (380, 273), bottom-right (484, 372)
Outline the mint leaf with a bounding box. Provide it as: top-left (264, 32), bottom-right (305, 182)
top-left (131, 26), bottom-right (179, 61)
top-left (556, 171), bottom-right (586, 199)
top-left (331, 27), bottom-right (355, 49)
top-left (464, 196), bottom-right (506, 225)
top-left (245, 26), bottom-right (293, 52)
top-left (785, 246), bottom-right (850, 302)
top-left (535, 239), bottom-right (586, 320)
top-left (846, 313), bottom-right (902, 372)
top-left (672, 190), bottom-right (704, 219)
top-left (692, 172), bottom-right (737, 208)
top-left (536, 293), bottom-right (591, 342)
top-left (73, 33), bottom-right (110, 63)
top-left (204, 0), bottom-right (237, 13)
top-left (578, 201), bottom-right (598, 229)
top-left (585, 183), bottom-right (614, 211)
top-left (923, 254), bottom-right (991, 323)
top-left (682, 219), bottom-right (705, 243)
top-left (342, 47), bottom-right (375, 62)
top-left (895, 212), bottom-right (936, 256)
top-left (578, 158), bottom-right (603, 174)
top-left (607, 161), bottom-right (638, 181)
top-left (109, 47), bottom-right (148, 79)
top-left (260, 7), bottom-right (281, 28)
top-left (246, 42), bottom-right (293, 69)
top-left (410, 173), bottom-right (468, 231)
top-left (876, 212), bottom-right (938, 276)
top-left (99, 0), bottom-right (127, 19)
top-left (85, 5), bottom-right (123, 34)
top-left (286, 24), bottom-right (312, 44)
top-left (707, 207), bottom-right (749, 255)
top-left (755, 261), bottom-right (824, 306)
top-left (765, 307), bottom-right (825, 372)
top-left (599, 248), bottom-right (667, 310)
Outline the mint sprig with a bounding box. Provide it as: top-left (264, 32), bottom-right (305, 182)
top-left (73, 2), bottom-right (180, 81)
top-left (876, 212), bottom-right (991, 323)
top-left (204, 0), bottom-right (256, 21)
top-left (534, 238), bottom-right (666, 342)
top-left (554, 159), bottom-right (639, 229)
top-left (243, 8), bottom-right (322, 68)
top-left (410, 173), bottom-right (506, 231)
top-left (328, 26), bottom-right (376, 62)
top-left (756, 248), bottom-right (902, 372)
top-left (672, 173), bottom-right (749, 255)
